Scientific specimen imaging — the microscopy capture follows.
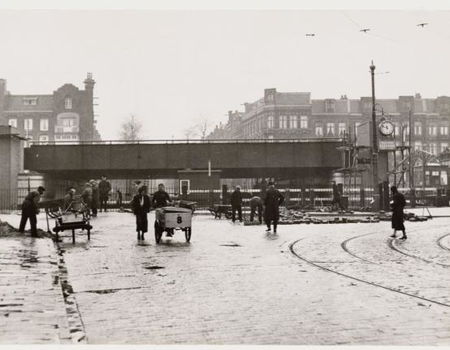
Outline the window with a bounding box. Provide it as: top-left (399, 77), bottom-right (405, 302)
top-left (300, 116), bottom-right (308, 129)
top-left (65, 97), bottom-right (73, 109)
top-left (326, 122), bottom-right (335, 136)
top-left (404, 125), bottom-right (410, 136)
top-left (39, 135), bottom-right (49, 144)
top-left (315, 123), bottom-right (323, 136)
top-left (441, 126), bottom-right (449, 136)
top-left (429, 142), bottom-right (437, 155)
top-left (289, 115), bottom-right (298, 129)
top-left (354, 122), bottom-right (361, 136)
top-left (24, 118), bottom-right (33, 131)
top-left (8, 119), bottom-right (17, 128)
top-left (23, 97), bottom-right (37, 106)
top-left (440, 142), bottom-right (448, 153)
top-left (40, 118), bottom-right (49, 131)
top-left (62, 118), bottom-right (75, 127)
top-left (394, 123), bottom-right (400, 137)
top-left (267, 116), bottom-right (274, 129)
top-left (414, 122), bottom-right (422, 136)
top-left (414, 141), bottom-right (422, 150)
top-left (338, 123), bottom-right (346, 136)
top-left (279, 116), bottom-right (287, 129)
top-left (428, 125), bottom-right (437, 136)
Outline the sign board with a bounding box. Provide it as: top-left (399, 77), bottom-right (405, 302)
top-left (378, 139), bottom-right (396, 151)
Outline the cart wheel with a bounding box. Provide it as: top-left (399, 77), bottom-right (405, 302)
top-left (225, 209), bottom-right (233, 220)
top-left (185, 227), bottom-right (192, 242)
top-left (154, 221), bottom-right (163, 244)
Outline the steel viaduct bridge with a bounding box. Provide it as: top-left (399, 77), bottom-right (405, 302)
top-left (24, 139), bottom-right (344, 180)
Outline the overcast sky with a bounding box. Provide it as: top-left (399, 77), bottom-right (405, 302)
top-left (0, 1), bottom-right (449, 140)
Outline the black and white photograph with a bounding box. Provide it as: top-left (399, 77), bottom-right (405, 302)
top-left (0, 0), bottom-right (450, 347)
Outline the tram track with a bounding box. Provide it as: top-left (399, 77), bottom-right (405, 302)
top-left (437, 233), bottom-right (450, 253)
top-left (289, 224), bottom-right (450, 308)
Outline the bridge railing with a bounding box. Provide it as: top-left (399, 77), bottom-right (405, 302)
top-left (28, 137), bottom-right (345, 146)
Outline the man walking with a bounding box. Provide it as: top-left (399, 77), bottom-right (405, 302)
top-left (331, 181), bottom-right (346, 212)
top-left (390, 186), bottom-right (407, 240)
top-left (98, 175), bottom-right (111, 212)
top-left (230, 185), bottom-right (243, 223)
top-left (19, 186), bottom-right (46, 237)
top-left (264, 182), bottom-right (284, 233)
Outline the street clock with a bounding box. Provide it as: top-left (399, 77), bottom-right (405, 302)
top-left (378, 120), bottom-right (394, 136)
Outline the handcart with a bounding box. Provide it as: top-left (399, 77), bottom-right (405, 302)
top-left (42, 197), bottom-right (92, 244)
top-left (154, 207), bottom-right (192, 244)
top-left (208, 204), bottom-right (232, 219)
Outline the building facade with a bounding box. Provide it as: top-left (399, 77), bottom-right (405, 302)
top-left (208, 88), bottom-right (450, 157)
top-left (0, 73), bottom-right (100, 144)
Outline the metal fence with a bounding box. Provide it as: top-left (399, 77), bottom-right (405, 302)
top-left (1, 186), bottom-right (447, 214)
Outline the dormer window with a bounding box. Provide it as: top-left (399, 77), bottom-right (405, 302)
top-left (23, 97), bottom-right (38, 106)
top-left (65, 97), bottom-right (73, 109)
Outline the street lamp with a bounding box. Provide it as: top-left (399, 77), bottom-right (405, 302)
top-left (370, 61), bottom-right (379, 211)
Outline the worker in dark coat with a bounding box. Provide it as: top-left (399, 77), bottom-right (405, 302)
top-left (151, 183), bottom-right (172, 208)
top-left (264, 182), bottom-right (284, 233)
top-left (90, 180), bottom-right (99, 217)
top-left (331, 181), bottom-right (346, 211)
top-left (152, 183), bottom-right (174, 236)
top-left (98, 175), bottom-right (112, 212)
top-left (390, 186), bottom-right (407, 240)
top-left (249, 196), bottom-right (264, 224)
top-left (131, 186), bottom-right (151, 240)
top-left (19, 186), bottom-right (45, 237)
top-left (63, 187), bottom-right (76, 212)
top-left (230, 185), bottom-right (243, 222)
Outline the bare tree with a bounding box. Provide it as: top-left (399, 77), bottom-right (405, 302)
top-left (119, 114), bottom-right (143, 141)
top-left (195, 117), bottom-right (213, 139)
top-left (183, 116), bottom-right (213, 140)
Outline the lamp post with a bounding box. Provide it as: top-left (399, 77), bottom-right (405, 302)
top-left (370, 61), bottom-right (379, 211)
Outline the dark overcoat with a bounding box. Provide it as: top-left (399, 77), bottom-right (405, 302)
top-left (264, 188), bottom-right (284, 221)
top-left (391, 191), bottom-right (406, 230)
top-left (131, 194), bottom-right (151, 233)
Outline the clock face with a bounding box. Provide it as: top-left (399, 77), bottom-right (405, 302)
top-left (378, 120), bottom-right (394, 136)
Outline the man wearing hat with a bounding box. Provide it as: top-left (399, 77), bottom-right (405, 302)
top-left (19, 186), bottom-right (45, 237)
top-left (230, 185), bottom-right (243, 223)
top-left (264, 182), bottom-right (284, 233)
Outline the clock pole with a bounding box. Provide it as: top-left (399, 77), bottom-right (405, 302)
top-left (370, 61), bottom-right (379, 212)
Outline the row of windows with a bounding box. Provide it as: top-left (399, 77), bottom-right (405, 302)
top-left (8, 117), bottom-right (77, 131)
top-left (22, 97), bottom-right (73, 109)
top-left (25, 134), bottom-right (79, 142)
top-left (242, 116), bottom-right (450, 138)
top-left (413, 141), bottom-right (449, 155)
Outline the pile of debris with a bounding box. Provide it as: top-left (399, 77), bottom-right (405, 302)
top-left (0, 219), bottom-right (53, 239)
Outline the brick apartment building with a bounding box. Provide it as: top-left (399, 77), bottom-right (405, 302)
top-left (0, 73), bottom-right (100, 144)
top-left (208, 88), bottom-right (450, 157)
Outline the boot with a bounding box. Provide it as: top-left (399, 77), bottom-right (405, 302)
top-left (137, 232), bottom-right (141, 240)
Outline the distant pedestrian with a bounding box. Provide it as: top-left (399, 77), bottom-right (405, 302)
top-left (230, 186), bottom-right (243, 223)
top-left (264, 182), bottom-right (284, 233)
top-left (98, 175), bottom-right (111, 212)
top-left (81, 182), bottom-right (93, 215)
top-left (331, 181), bottom-right (346, 212)
top-left (131, 186), bottom-right (151, 240)
top-left (390, 186), bottom-right (407, 240)
top-left (249, 196), bottom-right (263, 224)
top-left (19, 186), bottom-right (45, 237)
top-left (116, 189), bottom-right (123, 208)
top-left (90, 180), bottom-right (99, 217)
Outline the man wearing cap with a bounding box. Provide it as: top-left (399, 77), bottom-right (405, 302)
top-left (19, 186), bottom-right (45, 237)
top-left (264, 182), bottom-right (284, 233)
top-left (230, 185), bottom-right (243, 223)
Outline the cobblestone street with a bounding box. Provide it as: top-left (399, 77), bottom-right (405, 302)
top-left (1, 211), bottom-right (450, 345)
